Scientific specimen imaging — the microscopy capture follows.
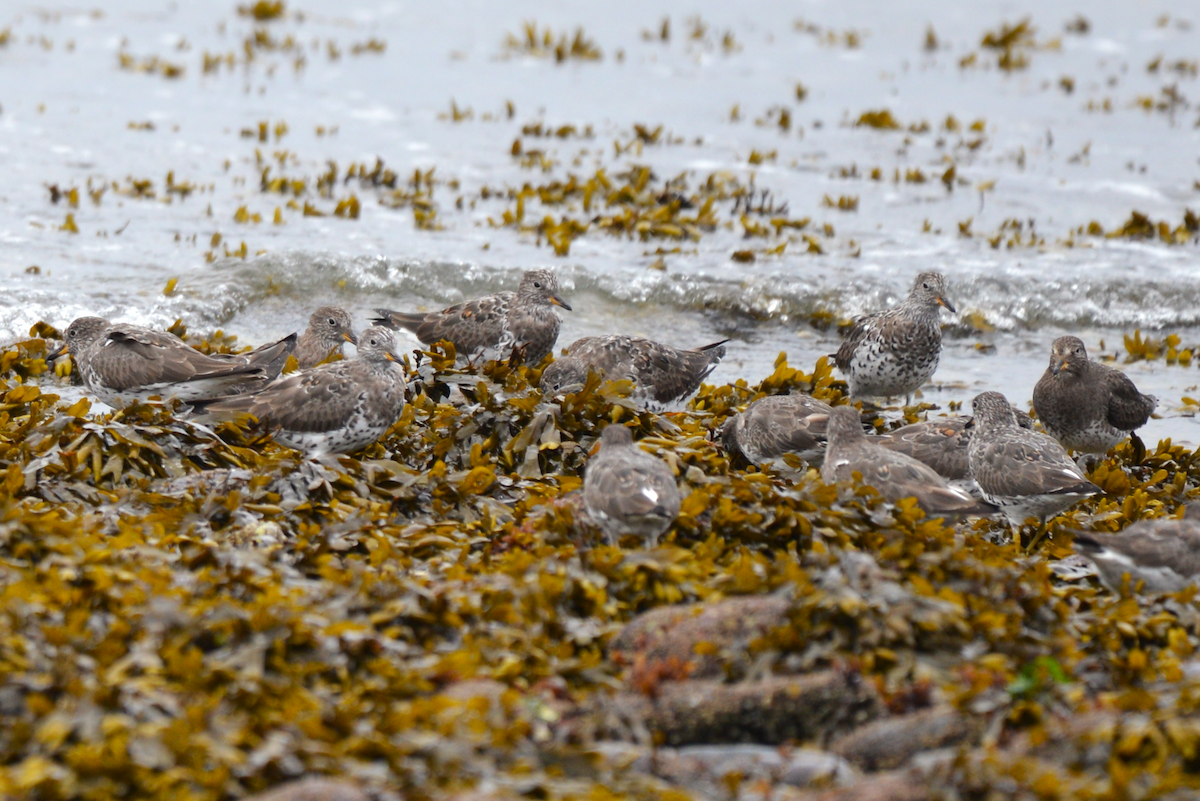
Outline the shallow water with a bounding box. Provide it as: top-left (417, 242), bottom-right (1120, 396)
top-left (3, 0), bottom-right (1199, 442)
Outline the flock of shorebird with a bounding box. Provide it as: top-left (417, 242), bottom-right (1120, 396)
top-left (46, 268), bottom-right (1191, 595)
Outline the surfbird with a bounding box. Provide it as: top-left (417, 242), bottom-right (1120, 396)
top-left (583, 424), bottom-right (681, 547)
top-left (822, 406), bottom-right (995, 519)
top-left (1073, 512), bottom-right (1200, 594)
top-left (47, 317), bottom-right (295, 407)
top-left (967, 391), bottom-right (1101, 528)
top-left (372, 269), bottom-right (571, 366)
top-left (198, 326), bottom-right (406, 457)
top-left (834, 272), bottom-right (955, 404)
top-left (876, 407), bottom-right (1034, 484)
top-left (719, 393), bottom-right (834, 468)
top-left (294, 306), bottom-right (357, 368)
top-left (540, 335), bottom-right (728, 410)
top-left (1032, 335), bottom-right (1157, 455)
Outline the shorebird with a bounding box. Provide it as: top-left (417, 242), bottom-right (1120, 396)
top-left (968, 391), bottom-right (1101, 533)
top-left (372, 269), bottom-right (571, 366)
top-left (719, 394), bottom-right (834, 468)
top-left (48, 317), bottom-right (295, 406)
top-left (540, 335), bottom-right (727, 410)
top-left (1033, 335), bottom-right (1156, 457)
top-left (822, 406), bottom-right (995, 520)
top-left (583, 425), bottom-right (681, 547)
top-left (1073, 509), bottom-right (1200, 594)
top-left (834, 272), bottom-right (955, 405)
top-left (294, 306), bottom-right (357, 368)
top-left (198, 326), bottom-right (406, 457)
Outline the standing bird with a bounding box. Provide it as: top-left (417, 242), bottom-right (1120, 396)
top-left (834, 272), bottom-right (956, 405)
top-left (47, 317), bottom-right (295, 407)
top-left (294, 307), bottom-right (358, 369)
top-left (967, 391), bottom-right (1101, 530)
top-left (197, 326), bottom-right (406, 457)
top-left (540, 335), bottom-right (728, 410)
top-left (821, 406), bottom-right (995, 519)
top-left (719, 394), bottom-right (834, 468)
top-left (1032, 335), bottom-right (1157, 456)
top-left (1072, 511), bottom-right (1200, 594)
top-left (583, 425), bottom-right (681, 547)
top-left (372, 269), bottom-right (571, 366)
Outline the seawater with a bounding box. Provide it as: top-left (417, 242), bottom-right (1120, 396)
top-left (2, 0), bottom-right (1199, 442)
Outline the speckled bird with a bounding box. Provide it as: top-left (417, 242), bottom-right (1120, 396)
top-left (198, 326), bottom-right (406, 457)
top-left (1033, 335), bottom-right (1157, 455)
top-left (372, 269), bottom-right (571, 366)
top-left (48, 316), bottom-right (295, 407)
top-left (540, 335), bottom-right (727, 410)
top-left (834, 272), bottom-right (955, 404)
top-left (583, 425), bottom-right (681, 547)
top-left (294, 306), bottom-right (357, 369)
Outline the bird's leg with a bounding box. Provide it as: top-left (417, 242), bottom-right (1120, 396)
top-left (1024, 520), bottom-right (1052, 553)
top-left (1128, 432), bottom-right (1147, 464)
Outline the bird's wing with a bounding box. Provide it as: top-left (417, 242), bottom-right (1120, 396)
top-left (1103, 368), bottom-right (1157, 430)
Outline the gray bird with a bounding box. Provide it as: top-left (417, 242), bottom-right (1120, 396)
top-left (372, 269), bottom-right (571, 366)
top-left (822, 406), bottom-right (995, 519)
top-left (540, 335), bottom-right (727, 410)
top-left (198, 326), bottom-right (406, 457)
top-left (1032, 335), bottom-right (1157, 455)
top-left (1073, 512), bottom-right (1200, 594)
top-left (719, 394), bottom-right (834, 468)
top-left (583, 425), bottom-right (681, 547)
top-left (834, 272), bottom-right (955, 404)
top-left (967, 391), bottom-right (1101, 529)
top-left (47, 317), bottom-right (295, 407)
top-left (294, 306), bottom-right (357, 369)
top-left (875, 407), bottom-right (1034, 483)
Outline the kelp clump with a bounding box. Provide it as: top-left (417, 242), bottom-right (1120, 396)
top-left (1, 331), bottom-right (1200, 799)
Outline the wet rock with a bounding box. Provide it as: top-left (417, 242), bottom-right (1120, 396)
top-left (245, 778), bottom-right (372, 801)
top-left (786, 771), bottom-right (929, 801)
top-left (829, 706), bottom-right (982, 771)
top-left (610, 596), bottom-right (792, 680)
top-left (439, 678), bottom-right (511, 705)
top-left (647, 671), bottom-right (882, 746)
top-left (590, 742), bottom-right (857, 801)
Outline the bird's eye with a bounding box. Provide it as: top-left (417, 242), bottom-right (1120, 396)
top-left (922, 282), bottom-right (930, 290)
top-left (370, 338), bottom-right (378, 346)
top-left (328, 318), bottom-right (337, 326)
top-left (533, 281), bottom-right (542, 288)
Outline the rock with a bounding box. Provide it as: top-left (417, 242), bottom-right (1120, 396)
top-left (245, 778), bottom-right (371, 801)
top-left (829, 706), bottom-right (982, 771)
top-left (786, 771), bottom-right (929, 801)
top-left (589, 742), bottom-right (856, 801)
top-left (647, 671), bottom-right (882, 746)
top-left (610, 596), bottom-right (792, 680)
top-left (439, 678), bottom-right (510, 705)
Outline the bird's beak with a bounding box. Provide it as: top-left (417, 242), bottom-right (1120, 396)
top-left (343, 331), bottom-right (359, 345)
top-left (963, 417), bottom-right (975, 431)
top-left (1051, 357), bottom-right (1068, 375)
top-left (384, 352), bottom-right (398, 362)
top-left (550, 293), bottom-right (573, 311)
top-left (936, 296), bottom-right (957, 314)
top-left (47, 344), bottom-right (67, 361)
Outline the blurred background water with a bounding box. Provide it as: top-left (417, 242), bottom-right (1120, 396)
top-left (2, 0), bottom-right (1199, 440)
